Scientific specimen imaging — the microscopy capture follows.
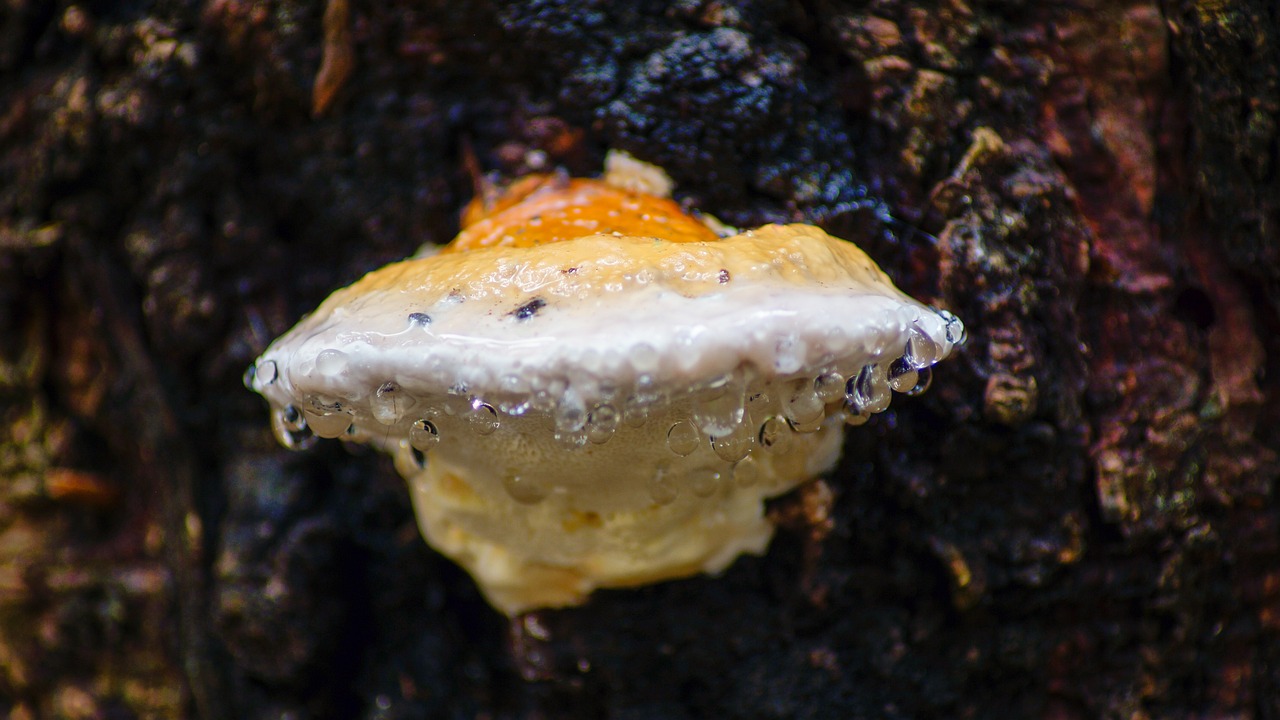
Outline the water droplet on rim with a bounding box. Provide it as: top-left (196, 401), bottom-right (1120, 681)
top-left (847, 363), bottom-right (892, 414)
top-left (666, 419), bottom-right (701, 456)
top-left (467, 399), bottom-right (499, 435)
top-left (813, 371), bottom-right (845, 404)
top-left (782, 379), bottom-right (825, 431)
top-left (556, 390), bottom-right (588, 434)
top-left (711, 420), bottom-right (755, 463)
top-left (940, 310), bottom-right (967, 346)
top-left (757, 416), bottom-right (793, 453)
top-left (371, 382), bottom-right (408, 425)
top-left (410, 418), bottom-right (440, 451)
top-left (256, 359), bottom-right (278, 386)
top-left (316, 349), bottom-right (348, 377)
top-left (271, 406), bottom-right (315, 451)
top-left (844, 409), bottom-right (870, 426)
top-left (905, 326), bottom-right (941, 368)
top-left (621, 393), bottom-right (652, 427)
top-left (281, 404), bottom-right (304, 431)
top-left (888, 357), bottom-right (919, 393)
top-left (303, 407), bottom-right (352, 438)
top-left (906, 366), bottom-right (933, 396)
top-left (691, 375), bottom-right (746, 437)
top-left (586, 404), bottom-right (619, 444)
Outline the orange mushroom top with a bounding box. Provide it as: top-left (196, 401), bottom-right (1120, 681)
top-left (448, 173), bottom-right (721, 254)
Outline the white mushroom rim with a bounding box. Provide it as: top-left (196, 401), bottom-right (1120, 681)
top-left (248, 223), bottom-right (964, 614)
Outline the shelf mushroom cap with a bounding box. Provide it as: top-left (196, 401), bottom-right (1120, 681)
top-left (248, 166), bottom-right (964, 615)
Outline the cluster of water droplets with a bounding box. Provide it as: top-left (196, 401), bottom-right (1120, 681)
top-left (248, 315), bottom-right (958, 507)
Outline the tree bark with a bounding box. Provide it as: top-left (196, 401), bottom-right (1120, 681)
top-left (1, 1), bottom-right (1276, 718)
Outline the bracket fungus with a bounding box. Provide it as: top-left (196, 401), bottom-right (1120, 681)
top-left (247, 153), bottom-right (965, 615)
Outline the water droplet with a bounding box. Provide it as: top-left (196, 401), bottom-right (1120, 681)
top-left (888, 357), bottom-right (919, 393)
top-left (271, 406), bottom-right (315, 450)
top-left (691, 375), bottom-right (746, 437)
top-left (281, 404), bottom-right (304, 431)
top-left (371, 382), bottom-right (408, 425)
top-left (586, 404), bottom-right (619, 444)
top-left (782, 379), bottom-right (825, 428)
top-left (844, 409), bottom-right (870, 426)
top-left (745, 387), bottom-right (775, 424)
top-left (621, 393), bottom-right (651, 427)
top-left (407, 312), bottom-right (432, 327)
top-left (847, 363), bottom-right (892, 414)
top-left (631, 343), bottom-right (660, 373)
top-left (256, 359), bottom-right (278, 385)
top-left (906, 366), bottom-right (933, 396)
top-left (813, 371), bottom-right (845, 404)
top-left (666, 419), bottom-right (701, 456)
top-left (502, 474), bottom-right (548, 505)
top-left (757, 416), bottom-right (793, 453)
top-left (940, 310), bottom-right (967, 345)
top-left (555, 389), bottom-right (587, 434)
top-left (303, 407), bottom-right (352, 438)
top-left (467, 399), bottom-right (499, 435)
top-left (733, 455), bottom-right (762, 487)
top-left (904, 326), bottom-right (941, 368)
top-left (410, 418), bottom-right (440, 451)
top-left (688, 467), bottom-right (721, 498)
top-left (711, 420), bottom-right (755, 463)
top-left (647, 466), bottom-right (679, 505)
top-left (315, 349), bottom-right (348, 376)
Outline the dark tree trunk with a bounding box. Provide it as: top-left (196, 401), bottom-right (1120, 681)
top-left (2, 1), bottom-right (1277, 718)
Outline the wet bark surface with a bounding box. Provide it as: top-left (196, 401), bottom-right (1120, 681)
top-left (2, 1), bottom-right (1278, 718)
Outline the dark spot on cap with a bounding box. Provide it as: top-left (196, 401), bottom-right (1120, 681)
top-left (447, 288), bottom-right (465, 302)
top-left (563, 266), bottom-right (578, 275)
top-left (407, 312), bottom-right (432, 326)
top-left (718, 268), bottom-right (731, 284)
top-left (511, 297), bottom-right (547, 320)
